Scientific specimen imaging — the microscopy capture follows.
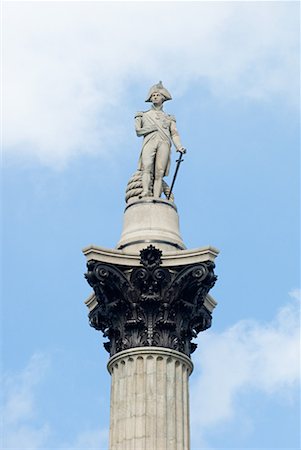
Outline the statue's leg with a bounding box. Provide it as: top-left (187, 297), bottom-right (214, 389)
top-left (153, 143), bottom-right (170, 198)
top-left (140, 144), bottom-right (156, 197)
top-left (141, 172), bottom-right (151, 197)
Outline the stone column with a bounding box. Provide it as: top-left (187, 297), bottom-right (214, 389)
top-left (84, 199), bottom-right (218, 450)
top-left (107, 347), bottom-right (193, 450)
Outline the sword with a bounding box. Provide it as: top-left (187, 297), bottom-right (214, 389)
top-left (167, 151), bottom-right (185, 200)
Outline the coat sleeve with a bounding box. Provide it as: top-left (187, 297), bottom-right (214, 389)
top-left (135, 112), bottom-right (157, 137)
top-left (169, 116), bottom-right (183, 150)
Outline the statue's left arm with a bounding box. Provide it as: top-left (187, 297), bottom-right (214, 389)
top-left (170, 116), bottom-right (186, 154)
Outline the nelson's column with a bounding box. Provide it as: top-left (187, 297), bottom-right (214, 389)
top-left (83, 82), bottom-right (219, 450)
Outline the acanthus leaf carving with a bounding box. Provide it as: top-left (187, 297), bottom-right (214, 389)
top-left (85, 246), bottom-right (217, 357)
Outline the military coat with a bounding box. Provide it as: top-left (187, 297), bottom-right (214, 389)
top-left (135, 107), bottom-right (182, 176)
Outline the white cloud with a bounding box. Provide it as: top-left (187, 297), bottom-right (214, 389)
top-left (1, 353), bottom-right (51, 449)
top-left (289, 288), bottom-right (301, 301)
top-left (190, 293), bottom-right (300, 446)
top-left (3, 2), bottom-right (299, 167)
top-left (1, 353), bottom-right (108, 450)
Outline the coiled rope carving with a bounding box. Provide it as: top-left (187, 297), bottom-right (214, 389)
top-left (125, 170), bottom-right (174, 203)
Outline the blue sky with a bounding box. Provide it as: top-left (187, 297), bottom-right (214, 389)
top-left (2, 1), bottom-right (300, 449)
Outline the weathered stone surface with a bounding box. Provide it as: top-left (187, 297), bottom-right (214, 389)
top-left (107, 347), bottom-right (193, 450)
top-left (82, 243), bottom-right (219, 266)
top-left (117, 197), bottom-right (186, 253)
top-left (85, 245), bottom-right (217, 358)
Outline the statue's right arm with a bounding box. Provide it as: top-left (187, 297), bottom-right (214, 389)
top-left (135, 112), bottom-right (157, 137)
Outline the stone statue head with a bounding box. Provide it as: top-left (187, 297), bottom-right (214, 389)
top-left (145, 81), bottom-right (172, 103)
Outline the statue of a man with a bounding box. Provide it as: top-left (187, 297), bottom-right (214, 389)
top-left (135, 81), bottom-right (186, 198)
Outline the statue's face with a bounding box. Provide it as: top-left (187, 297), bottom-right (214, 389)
top-left (150, 92), bottom-right (164, 106)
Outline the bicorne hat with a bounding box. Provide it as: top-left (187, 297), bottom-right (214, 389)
top-left (145, 81), bottom-right (172, 102)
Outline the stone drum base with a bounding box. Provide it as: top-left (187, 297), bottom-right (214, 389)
top-left (116, 198), bottom-right (186, 253)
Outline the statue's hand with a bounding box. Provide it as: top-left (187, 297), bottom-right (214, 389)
top-left (177, 147), bottom-right (187, 154)
top-left (137, 126), bottom-right (157, 137)
top-left (144, 125), bottom-right (157, 135)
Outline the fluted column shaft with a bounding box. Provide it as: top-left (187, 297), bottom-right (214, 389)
top-left (107, 347), bottom-right (193, 450)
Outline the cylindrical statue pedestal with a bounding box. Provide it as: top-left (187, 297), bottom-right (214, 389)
top-left (117, 197), bottom-right (186, 253)
top-left (108, 347), bottom-right (193, 450)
